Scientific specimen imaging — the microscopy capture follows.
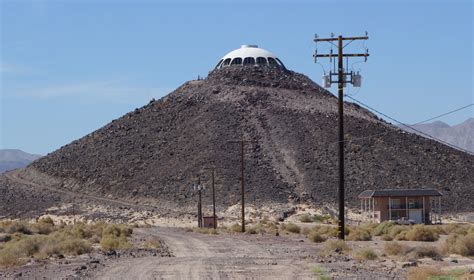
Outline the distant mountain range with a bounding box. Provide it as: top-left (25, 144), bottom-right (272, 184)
top-left (401, 118), bottom-right (474, 154)
top-left (0, 149), bottom-right (42, 174)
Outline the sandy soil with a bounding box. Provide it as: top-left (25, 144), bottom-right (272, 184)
top-left (91, 227), bottom-right (404, 280)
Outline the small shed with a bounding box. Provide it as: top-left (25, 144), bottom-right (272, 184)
top-left (202, 216), bottom-right (217, 229)
top-left (358, 189), bottom-right (442, 224)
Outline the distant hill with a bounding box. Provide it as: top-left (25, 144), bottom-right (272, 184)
top-left (402, 118), bottom-right (474, 154)
top-left (0, 149), bottom-right (42, 173)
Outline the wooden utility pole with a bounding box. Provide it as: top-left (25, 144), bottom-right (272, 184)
top-left (211, 168), bottom-right (217, 229)
top-left (314, 34), bottom-right (369, 240)
top-left (228, 138), bottom-right (257, 232)
top-left (197, 177), bottom-right (203, 228)
top-left (240, 140), bottom-right (245, 233)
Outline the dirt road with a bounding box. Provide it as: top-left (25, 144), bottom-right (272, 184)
top-left (92, 227), bottom-right (403, 280)
top-left (93, 227), bottom-right (316, 280)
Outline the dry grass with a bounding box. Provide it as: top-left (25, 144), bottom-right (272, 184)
top-left (0, 219), bottom-right (134, 267)
top-left (409, 245), bottom-right (441, 259)
top-left (308, 231), bottom-right (327, 243)
top-left (384, 241), bottom-right (409, 256)
top-left (354, 248), bottom-right (378, 260)
top-left (192, 228), bottom-right (218, 235)
top-left (347, 228), bottom-right (371, 241)
top-left (372, 221), bottom-right (396, 236)
top-left (405, 225), bottom-right (439, 242)
top-left (407, 266), bottom-right (469, 280)
top-left (324, 240), bottom-right (349, 252)
top-left (443, 233), bottom-right (474, 256)
top-left (280, 223), bottom-right (301, 234)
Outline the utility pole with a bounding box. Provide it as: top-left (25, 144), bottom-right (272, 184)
top-left (228, 138), bottom-right (256, 232)
top-left (211, 168), bottom-right (216, 229)
top-left (240, 140), bottom-right (245, 233)
top-left (195, 176), bottom-right (203, 228)
top-left (314, 33), bottom-right (369, 240)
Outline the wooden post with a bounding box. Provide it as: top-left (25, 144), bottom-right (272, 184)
top-left (422, 196), bottom-right (425, 224)
top-left (405, 197), bottom-right (409, 220)
top-left (388, 197), bottom-right (392, 221)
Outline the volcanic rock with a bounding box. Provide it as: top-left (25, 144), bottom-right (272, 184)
top-left (3, 66), bottom-right (473, 214)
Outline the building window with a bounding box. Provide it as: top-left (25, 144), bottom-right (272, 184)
top-left (231, 57), bottom-right (242, 65)
top-left (268, 57), bottom-right (278, 66)
top-left (215, 59), bottom-right (223, 69)
top-left (275, 58), bottom-right (286, 69)
top-left (243, 57), bottom-right (255, 65)
top-left (222, 58), bottom-right (231, 66)
top-left (391, 199), bottom-right (401, 209)
top-left (256, 57), bottom-right (267, 65)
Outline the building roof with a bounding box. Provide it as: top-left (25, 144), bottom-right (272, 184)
top-left (215, 45), bottom-right (286, 70)
top-left (358, 189), bottom-right (442, 198)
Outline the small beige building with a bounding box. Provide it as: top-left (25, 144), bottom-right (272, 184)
top-left (358, 189), bottom-right (442, 224)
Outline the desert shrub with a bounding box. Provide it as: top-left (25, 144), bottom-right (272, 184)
top-left (443, 233), bottom-right (474, 256)
top-left (312, 265), bottom-right (331, 280)
top-left (389, 225), bottom-right (410, 240)
top-left (38, 216), bottom-right (54, 226)
top-left (310, 226), bottom-right (339, 238)
top-left (407, 266), bottom-right (469, 280)
top-left (100, 235), bottom-right (131, 251)
top-left (299, 214), bottom-right (313, 223)
top-left (405, 225), bottom-right (439, 242)
top-left (313, 214), bottom-right (332, 223)
top-left (281, 223), bottom-right (301, 234)
top-left (354, 248), bottom-right (377, 260)
top-left (245, 227), bottom-right (258, 234)
top-left (373, 221), bottom-right (396, 236)
top-left (308, 231), bottom-right (327, 243)
top-left (324, 240), bottom-right (349, 252)
top-left (381, 234), bottom-right (393, 241)
top-left (229, 223), bottom-right (243, 233)
top-left (144, 239), bottom-right (161, 249)
top-left (410, 245), bottom-right (441, 259)
top-left (384, 242), bottom-right (408, 256)
top-left (347, 228), bottom-right (371, 241)
top-left (193, 228), bottom-right (218, 235)
top-left (5, 222), bottom-right (32, 235)
top-left (54, 239), bottom-right (91, 255)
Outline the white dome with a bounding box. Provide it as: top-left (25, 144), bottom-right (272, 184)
top-left (215, 45), bottom-right (286, 69)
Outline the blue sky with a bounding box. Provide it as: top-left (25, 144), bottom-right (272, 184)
top-left (1, 0), bottom-right (472, 155)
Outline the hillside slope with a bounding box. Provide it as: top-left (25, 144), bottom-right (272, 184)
top-left (0, 149), bottom-right (41, 173)
top-left (8, 67), bottom-right (474, 213)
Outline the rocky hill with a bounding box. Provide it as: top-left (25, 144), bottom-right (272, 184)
top-left (4, 67), bottom-right (473, 215)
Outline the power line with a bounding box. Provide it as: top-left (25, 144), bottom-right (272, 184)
top-left (340, 102), bottom-right (474, 145)
top-left (345, 95), bottom-right (473, 154)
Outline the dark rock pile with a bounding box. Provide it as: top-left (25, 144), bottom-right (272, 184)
top-left (6, 67), bottom-right (473, 213)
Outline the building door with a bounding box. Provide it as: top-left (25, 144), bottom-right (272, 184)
top-left (409, 209), bottom-right (423, 224)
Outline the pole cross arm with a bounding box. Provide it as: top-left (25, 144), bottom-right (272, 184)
top-left (314, 53), bottom-right (369, 58)
top-left (314, 36), bottom-right (369, 42)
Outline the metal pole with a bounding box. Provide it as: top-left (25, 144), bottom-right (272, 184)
top-left (212, 168), bottom-right (216, 229)
top-left (337, 35), bottom-right (345, 240)
top-left (241, 139), bottom-right (245, 232)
